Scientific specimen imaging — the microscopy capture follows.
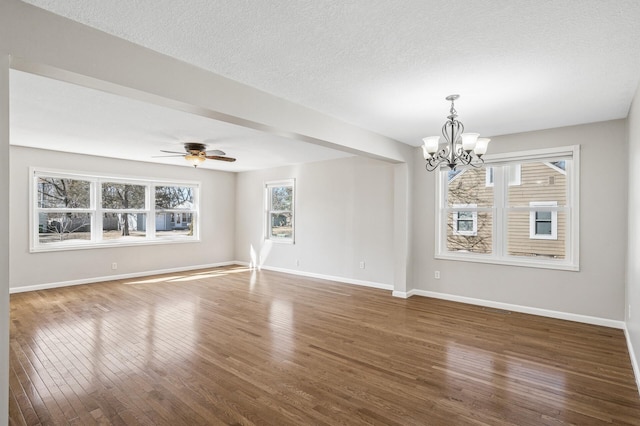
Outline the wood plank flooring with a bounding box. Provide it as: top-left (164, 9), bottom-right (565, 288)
top-left (8, 266), bottom-right (640, 425)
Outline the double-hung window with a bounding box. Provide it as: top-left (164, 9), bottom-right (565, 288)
top-left (265, 179), bottom-right (295, 243)
top-left (32, 168), bottom-right (199, 251)
top-left (101, 182), bottom-right (148, 241)
top-left (155, 185), bottom-right (197, 239)
top-left (35, 175), bottom-right (93, 245)
top-left (435, 146), bottom-right (579, 270)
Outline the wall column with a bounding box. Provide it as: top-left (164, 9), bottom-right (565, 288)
top-left (393, 163), bottom-right (411, 297)
top-left (0, 53), bottom-right (10, 425)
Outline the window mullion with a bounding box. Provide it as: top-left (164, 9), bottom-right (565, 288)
top-left (93, 180), bottom-right (100, 243)
top-left (494, 166), bottom-right (506, 258)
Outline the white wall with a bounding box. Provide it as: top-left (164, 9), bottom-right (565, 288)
top-left (412, 119), bottom-right (628, 321)
top-left (9, 146), bottom-right (236, 290)
top-left (236, 156), bottom-right (395, 287)
top-left (0, 53), bottom-right (10, 425)
top-left (627, 84), bottom-right (640, 382)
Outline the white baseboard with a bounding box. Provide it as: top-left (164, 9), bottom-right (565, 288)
top-left (405, 289), bottom-right (626, 330)
top-left (10, 261), bottom-right (392, 294)
top-left (9, 261), bottom-right (239, 294)
top-left (252, 264), bottom-right (393, 291)
top-left (624, 326), bottom-right (640, 396)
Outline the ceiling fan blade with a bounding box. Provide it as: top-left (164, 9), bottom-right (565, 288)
top-left (152, 154), bottom-right (186, 158)
top-left (205, 155), bottom-right (236, 162)
top-left (160, 150), bottom-right (188, 155)
top-left (205, 149), bottom-right (225, 156)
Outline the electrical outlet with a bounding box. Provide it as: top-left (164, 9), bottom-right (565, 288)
top-left (359, 261), bottom-right (365, 269)
top-left (111, 262), bottom-right (118, 270)
top-left (434, 271), bottom-right (440, 279)
top-left (296, 259), bottom-right (300, 267)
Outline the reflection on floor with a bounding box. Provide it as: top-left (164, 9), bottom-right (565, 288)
top-left (9, 266), bottom-right (640, 425)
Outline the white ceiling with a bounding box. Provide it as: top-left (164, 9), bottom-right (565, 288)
top-left (12, 0), bottom-right (640, 169)
top-left (10, 70), bottom-right (353, 172)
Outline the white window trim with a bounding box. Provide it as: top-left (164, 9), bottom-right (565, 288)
top-left (452, 204), bottom-right (478, 236)
top-left (529, 201), bottom-right (558, 240)
top-left (485, 168), bottom-right (494, 187)
top-left (486, 164), bottom-right (521, 187)
top-left (435, 145), bottom-right (580, 271)
top-left (30, 167), bottom-right (200, 252)
top-left (264, 179), bottom-right (295, 244)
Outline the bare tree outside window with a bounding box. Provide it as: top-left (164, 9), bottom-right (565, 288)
top-left (37, 177), bottom-right (92, 243)
top-left (102, 183), bottom-right (146, 236)
top-left (446, 169), bottom-right (493, 254)
top-left (266, 181), bottom-right (294, 242)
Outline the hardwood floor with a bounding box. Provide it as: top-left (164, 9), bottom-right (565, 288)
top-left (8, 266), bottom-right (640, 425)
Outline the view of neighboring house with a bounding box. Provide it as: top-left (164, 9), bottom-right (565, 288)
top-left (447, 161), bottom-right (567, 258)
top-left (154, 211), bottom-right (192, 231)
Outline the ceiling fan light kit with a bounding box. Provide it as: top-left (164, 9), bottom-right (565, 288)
top-left (422, 94), bottom-right (490, 172)
top-left (185, 153), bottom-right (206, 167)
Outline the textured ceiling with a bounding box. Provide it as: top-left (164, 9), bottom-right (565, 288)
top-left (16, 0), bottom-right (640, 150)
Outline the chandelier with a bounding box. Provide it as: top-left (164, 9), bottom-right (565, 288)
top-left (421, 94), bottom-right (490, 171)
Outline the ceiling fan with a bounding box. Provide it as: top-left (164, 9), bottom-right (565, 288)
top-left (156, 142), bottom-right (236, 167)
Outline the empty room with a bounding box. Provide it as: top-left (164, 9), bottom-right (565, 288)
top-left (2, 0), bottom-right (640, 425)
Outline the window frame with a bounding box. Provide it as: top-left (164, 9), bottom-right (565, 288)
top-left (435, 145), bottom-right (580, 271)
top-left (30, 168), bottom-right (200, 252)
top-left (264, 179), bottom-right (295, 244)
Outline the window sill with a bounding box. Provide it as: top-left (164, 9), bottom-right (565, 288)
top-left (30, 237), bottom-right (200, 253)
top-left (266, 238), bottom-right (295, 245)
top-left (435, 253), bottom-right (579, 272)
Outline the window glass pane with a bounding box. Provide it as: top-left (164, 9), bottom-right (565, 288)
top-left (508, 211), bottom-right (565, 258)
top-left (270, 186), bottom-right (293, 211)
top-left (38, 212), bottom-right (91, 244)
top-left (508, 161), bottom-right (568, 207)
top-left (155, 186), bottom-right (194, 209)
top-left (103, 213), bottom-right (146, 240)
top-left (457, 219), bottom-right (474, 232)
top-left (37, 178), bottom-right (90, 208)
top-left (447, 212), bottom-right (492, 254)
top-left (536, 211), bottom-right (552, 221)
top-left (536, 221), bottom-right (552, 235)
top-left (270, 212), bottom-right (292, 239)
top-left (446, 168), bottom-right (493, 208)
top-left (156, 212), bottom-right (194, 237)
top-left (102, 183), bottom-right (146, 209)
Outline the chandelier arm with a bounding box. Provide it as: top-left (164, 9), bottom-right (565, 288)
top-left (425, 156), bottom-right (447, 171)
top-left (467, 156), bottom-right (485, 168)
top-left (424, 147), bottom-right (450, 171)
